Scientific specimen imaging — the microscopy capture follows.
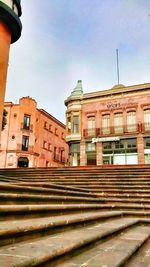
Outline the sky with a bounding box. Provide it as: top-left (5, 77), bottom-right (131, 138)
top-left (6, 0), bottom-right (150, 123)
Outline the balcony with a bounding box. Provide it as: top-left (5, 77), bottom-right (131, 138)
top-left (53, 154), bottom-right (66, 164)
top-left (83, 124), bottom-right (141, 138)
top-left (21, 123), bottom-right (33, 132)
top-left (83, 128), bottom-right (100, 138)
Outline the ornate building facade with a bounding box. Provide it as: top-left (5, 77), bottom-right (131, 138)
top-left (0, 97), bottom-right (69, 168)
top-left (65, 81), bottom-right (150, 166)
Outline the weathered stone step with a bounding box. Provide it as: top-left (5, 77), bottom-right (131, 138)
top-left (0, 211), bottom-right (122, 247)
top-left (0, 183), bottom-right (97, 198)
top-left (2, 192), bottom-right (150, 206)
top-left (1, 202), bottom-right (150, 220)
top-left (0, 192), bottom-right (103, 205)
top-left (53, 223), bottom-right (150, 267)
top-left (125, 236), bottom-right (150, 266)
top-left (0, 217), bottom-right (140, 267)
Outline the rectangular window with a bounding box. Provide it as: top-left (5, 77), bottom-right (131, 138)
top-left (127, 111), bottom-right (136, 132)
top-left (144, 109), bottom-right (150, 131)
top-left (144, 137), bottom-right (150, 148)
top-left (44, 121), bottom-right (47, 129)
top-left (102, 114), bottom-right (110, 134)
top-left (22, 136), bottom-right (29, 151)
top-left (73, 116), bottom-right (79, 134)
top-left (43, 141), bottom-right (47, 149)
top-left (87, 116), bottom-right (95, 136)
top-left (67, 117), bottom-right (71, 134)
top-left (70, 143), bottom-right (80, 153)
top-left (23, 115), bottom-right (30, 130)
top-left (86, 143), bottom-right (96, 152)
top-left (114, 113), bottom-right (123, 133)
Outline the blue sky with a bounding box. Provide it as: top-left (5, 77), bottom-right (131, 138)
top-left (6, 0), bottom-right (150, 122)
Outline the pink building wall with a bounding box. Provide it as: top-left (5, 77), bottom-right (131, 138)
top-left (0, 97), bottom-right (69, 168)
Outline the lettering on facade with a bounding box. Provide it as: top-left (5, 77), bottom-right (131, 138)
top-left (92, 137), bottom-right (120, 143)
top-left (106, 99), bottom-right (138, 110)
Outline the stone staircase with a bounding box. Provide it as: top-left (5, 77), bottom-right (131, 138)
top-left (0, 165), bottom-right (150, 266)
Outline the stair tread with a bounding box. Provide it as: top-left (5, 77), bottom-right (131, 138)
top-left (55, 224), bottom-right (150, 267)
top-left (0, 217), bottom-right (139, 267)
top-left (0, 211), bottom-right (122, 237)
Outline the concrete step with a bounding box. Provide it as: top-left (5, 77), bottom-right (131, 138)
top-left (1, 202), bottom-right (150, 220)
top-left (125, 235), bottom-right (150, 266)
top-left (0, 183), bottom-right (97, 198)
top-left (0, 192), bottom-right (103, 205)
top-left (0, 211), bottom-right (122, 247)
top-left (53, 223), bottom-right (150, 267)
top-left (0, 217), bottom-right (140, 267)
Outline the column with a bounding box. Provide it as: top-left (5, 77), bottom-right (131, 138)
top-left (0, 22), bottom-right (11, 134)
top-left (80, 140), bottom-right (86, 166)
top-left (96, 142), bottom-right (103, 165)
top-left (137, 135), bottom-right (144, 164)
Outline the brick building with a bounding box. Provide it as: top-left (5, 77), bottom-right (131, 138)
top-left (0, 97), bottom-right (69, 168)
top-left (65, 81), bottom-right (150, 166)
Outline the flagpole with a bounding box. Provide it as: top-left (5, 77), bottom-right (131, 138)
top-left (116, 49), bottom-right (120, 85)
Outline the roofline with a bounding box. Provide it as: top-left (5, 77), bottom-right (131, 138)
top-left (65, 82), bottom-right (150, 105)
top-left (39, 109), bottom-right (66, 129)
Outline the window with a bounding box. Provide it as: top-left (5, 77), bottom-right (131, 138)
top-left (70, 143), bottom-right (80, 153)
top-left (44, 121), bottom-right (47, 129)
top-left (67, 117), bottom-right (71, 134)
top-left (127, 139), bottom-right (137, 148)
top-left (127, 111), bottom-right (136, 132)
top-left (115, 140), bottom-right (124, 149)
top-left (22, 136), bottom-right (29, 151)
top-left (54, 146), bottom-right (57, 160)
top-left (55, 128), bottom-right (58, 136)
top-left (73, 116), bottom-right (79, 134)
top-left (48, 143), bottom-right (52, 151)
top-left (144, 137), bottom-right (150, 148)
top-left (102, 114), bottom-right (110, 134)
top-left (61, 132), bottom-right (65, 139)
top-left (87, 116), bottom-right (95, 136)
top-left (49, 124), bottom-right (52, 132)
top-left (144, 109), bottom-right (150, 131)
top-left (86, 143), bottom-right (96, 152)
top-left (43, 141), bottom-right (47, 149)
top-left (86, 143), bottom-right (96, 165)
top-left (114, 113), bottom-right (123, 133)
top-left (23, 115), bottom-right (30, 130)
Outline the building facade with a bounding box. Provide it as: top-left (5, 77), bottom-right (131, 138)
top-left (0, 97), bottom-right (69, 168)
top-left (65, 81), bottom-right (150, 166)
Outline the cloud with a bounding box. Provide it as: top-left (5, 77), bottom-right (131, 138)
top-left (5, 0), bottom-right (150, 123)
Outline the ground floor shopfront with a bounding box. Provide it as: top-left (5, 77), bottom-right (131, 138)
top-left (69, 136), bottom-right (150, 166)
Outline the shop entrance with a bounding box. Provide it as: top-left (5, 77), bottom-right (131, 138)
top-left (18, 157), bottom-right (29, 168)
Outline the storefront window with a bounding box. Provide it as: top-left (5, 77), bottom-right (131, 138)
top-left (127, 139), bottom-right (137, 148)
top-left (144, 137), bottom-right (150, 148)
top-left (70, 143), bottom-right (80, 166)
top-left (86, 143), bottom-right (96, 165)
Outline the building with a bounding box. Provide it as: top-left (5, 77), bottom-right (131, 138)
top-left (65, 81), bottom-right (150, 166)
top-left (0, 97), bottom-right (69, 168)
